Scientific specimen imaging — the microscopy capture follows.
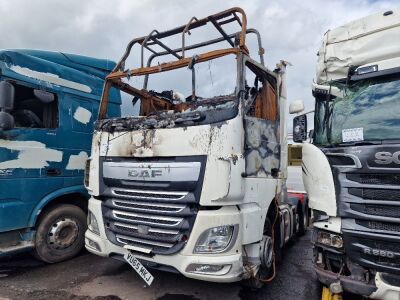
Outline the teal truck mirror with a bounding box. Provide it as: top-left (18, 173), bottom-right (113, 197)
top-left (0, 81), bottom-right (15, 130)
top-left (34, 89), bottom-right (55, 103)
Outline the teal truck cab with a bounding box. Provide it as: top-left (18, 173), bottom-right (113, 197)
top-left (0, 49), bottom-right (121, 262)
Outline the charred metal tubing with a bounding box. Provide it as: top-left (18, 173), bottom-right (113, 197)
top-left (143, 28), bottom-right (264, 88)
top-left (247, 28), bottom-right (265, 66)
top-left (109, 48), bottom-right (240, 79)
top-left (141, 30), bottom-right (187, 68)
top-left (182, 17), bottom-right (199, 58)
top-left (208, 16), bottom-right (235, 47)
top-left (113, 7), bottom-right (247, 72)
top-left (141, 30), bottom-right (160, 68)
top-left (188, 55), bottom-right (200, 101)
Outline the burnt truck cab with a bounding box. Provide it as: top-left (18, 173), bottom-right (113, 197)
top-left (85, 7), bottom-right (307, 286)
top-left (0, 50), bottom-right (121, 262)
top-left (291, 10), bottom-right (400, 299)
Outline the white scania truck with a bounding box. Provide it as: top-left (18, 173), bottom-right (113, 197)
top-left (84, 7), bottom-right (308, 286)
top-left (291, 9), bottom-right (400, 299)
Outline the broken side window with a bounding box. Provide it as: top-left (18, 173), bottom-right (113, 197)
top-left (243, 63), bottom-right (280, 176)
top-left (11, 83), bottom-right (58, 129)
top-left (244, 65), bottom-right (277, 121)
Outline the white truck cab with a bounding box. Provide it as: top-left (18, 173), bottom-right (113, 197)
top-left (85, 7), bottom-right (308, 287)
top-left (292, 9), bottom-right (400, 299)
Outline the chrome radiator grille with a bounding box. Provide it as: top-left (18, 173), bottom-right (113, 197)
top-left (100, 156), bottom-right (205, 255)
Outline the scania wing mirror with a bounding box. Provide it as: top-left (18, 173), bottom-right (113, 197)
top-left (289, 100), bottom-right (305, 114)
top-left (312, 83), bottom-right (344, 99)
top-left (293, 114), bottom-right (307, 143)
top-left (0, 81), bottom-right (15, 131)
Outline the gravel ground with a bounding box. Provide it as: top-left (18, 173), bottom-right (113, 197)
top-left (0, 231), bottom-right (322, 300)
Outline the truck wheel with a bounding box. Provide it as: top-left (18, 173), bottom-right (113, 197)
top-left (241, 219), bottom-right (274, 289)
top-left (34, 204), bottom-right (87, 263)
top-left (297, 202), bottom-right (309, 236)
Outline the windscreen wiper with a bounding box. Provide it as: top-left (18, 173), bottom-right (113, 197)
top-left (174, 112), bottom-right (205, 124)
top-left (331, 140), bottom-right (382, 147)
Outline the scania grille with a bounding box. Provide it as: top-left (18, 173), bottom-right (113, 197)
top-left (343, 230), bottom-right (400, 274)
top-left (100, 156), bottom-right (205, 255)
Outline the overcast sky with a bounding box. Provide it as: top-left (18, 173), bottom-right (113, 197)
top-left (0, 0), bottom-right (398, 124)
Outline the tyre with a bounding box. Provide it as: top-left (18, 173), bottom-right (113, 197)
top-left (241, 219), bottom-right (275, 289)
top-left (297, 201), bottom-right (309, 236)
top-left (34, 204), bottom-right (87, 263)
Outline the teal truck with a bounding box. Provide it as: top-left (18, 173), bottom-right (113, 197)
top-left (0, 49), bottom-right (121, 262)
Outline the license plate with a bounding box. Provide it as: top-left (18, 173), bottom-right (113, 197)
top-left (123, 251), bottom-right (154, 286)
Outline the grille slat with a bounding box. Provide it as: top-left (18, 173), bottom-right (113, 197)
top-left (350, 203), bottom-right (400, 218)
top-left (112, 188), bottom-right (186, 201)
top-left (356, 220), bottom-right (400, 232)
top-left (116, 234), bottom-right (174, 248)
top-left (113, 223), bottom-right (181, 240)
top-left (113, 199), bottom-right (186, 213)
top-left (347, 174), bottom-right (400, 186)
top-left (113, 210), bottom-right (183, 226)
top-left (326, 155), bottom-right (356, 166)
top-left (348, 188), bottom-right (400, 201)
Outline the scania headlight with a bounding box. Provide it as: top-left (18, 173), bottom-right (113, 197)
top-left (315, 230), bottom-right (343, 248)
top-left (194, 225), bottom-right (236, 253)
top-left (88, 211), bottom-right (100, 235)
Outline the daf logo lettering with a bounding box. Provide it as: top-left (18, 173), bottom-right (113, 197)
top-left (374, 151), bottom-right (400, 165)
top-left (128, 169), bottom-right (162, 178)
top-left (363, 247), bottom-right (395, 258)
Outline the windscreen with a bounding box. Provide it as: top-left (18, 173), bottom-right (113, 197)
top-left (314, 75), bottom-right (400, 146)
top-left (98, 53), bottom-right (240, 131)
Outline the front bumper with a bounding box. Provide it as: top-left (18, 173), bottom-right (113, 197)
top-left (85, 197), bottom-right (244, 283)
top-left (313, 226), bottom-right (400, 299)
top-left (316, 265), bottom-right (400, 299)
top-left (314, 264), bottom-right (377, 296)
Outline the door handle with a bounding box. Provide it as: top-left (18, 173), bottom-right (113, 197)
top-left (46, 168), bottom-right (61, 176)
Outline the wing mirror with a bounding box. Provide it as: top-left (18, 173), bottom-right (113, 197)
top-left (289, 100), bottom-right (305, 114)
top-left (0, 81), bottom-right (15, 131)
top-left (34, 89), bottom-right (55, 103)
top-left (293, 114), bottom-right (307, 143)
top-left (312, 83), bottom-right (344, 99)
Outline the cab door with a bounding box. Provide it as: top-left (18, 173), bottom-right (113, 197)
top-left (0, 80), bottom-right (61, 231)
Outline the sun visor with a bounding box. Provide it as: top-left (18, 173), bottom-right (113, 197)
top-left (316, 9), bottom-right (400, 84)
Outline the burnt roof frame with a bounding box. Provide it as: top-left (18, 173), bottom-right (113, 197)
top-left (99, 7), bottom-right (267, 118)
top-left (112, 7), bottom-right (261, 73)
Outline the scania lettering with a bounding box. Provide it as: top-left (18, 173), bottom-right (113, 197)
top-left (0, 50), bottom-right (121, 262)
top-left (85, 7), bottom-right (308, 287)
top-left (291, 9), bottom-right (400, 299)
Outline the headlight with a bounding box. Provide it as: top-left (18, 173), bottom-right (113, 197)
top-left (314, 230), bottom-right (343, 248)
top-left (88, 211), bottom-right (100, 235)
top-left (194, 225), bottom-right (235, 253)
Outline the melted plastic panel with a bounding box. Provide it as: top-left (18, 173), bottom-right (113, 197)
top-left (244, 117), bottom-right (279, 176)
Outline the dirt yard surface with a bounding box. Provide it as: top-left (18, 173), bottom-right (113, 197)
top-left (0, 231), bottom-right (322, 300)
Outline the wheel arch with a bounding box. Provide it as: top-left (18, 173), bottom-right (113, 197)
top-left (29, 185), bottom-right (89, 228)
